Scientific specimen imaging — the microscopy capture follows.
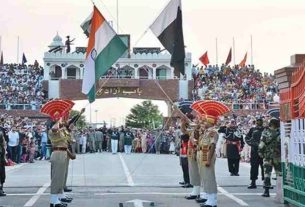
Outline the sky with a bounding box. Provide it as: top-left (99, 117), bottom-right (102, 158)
top-left (1, 0), bottom-right (305, 125)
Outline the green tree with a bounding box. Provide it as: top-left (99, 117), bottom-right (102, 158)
top-left (69, 109), bottom-right (87, 129)
top-left (125, 100), bottom-right (163, 129)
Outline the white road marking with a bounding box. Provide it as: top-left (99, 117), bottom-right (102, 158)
top-left (218, 186), bottom-right (249, 206)
top-left (23, 182), bottom-right (50, 207)
top-left (7, 192), bottom-right (276, 196)
top-left (118, 153), bottom-right (135, 186)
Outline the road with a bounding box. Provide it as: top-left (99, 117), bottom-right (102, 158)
top-left (0, 153), bottom-right (285, 207)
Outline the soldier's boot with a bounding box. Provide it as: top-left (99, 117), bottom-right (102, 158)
top-left (248, 180), bottom-right (257, 189)
top-left (262, 188), bottom-right (270, 197)
top-left (0, 184), bottom-right (6, 196)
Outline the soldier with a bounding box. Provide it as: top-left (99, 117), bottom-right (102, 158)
top-left (95, 129), bottom-right (103, 153)
top-left (88, 127), bottom-right (96, 153)
top-left (0, 131), bottom-right (6, 196)
top-left (245, 117), bottom-right (265, 189)
top-left (49, 121), bottom-right (72, 207)
top-left (197, 115), bottom-right (218, 207)
top-left (258, 118), bottom-right (281, 197)
top-left (185, 117), bottom-right (206, 203)
top-left (63, 108), bottom-right (85, 193)
top-left (179, 116), bottom-right (191, 188)
top-left (219, 119), bottom-right (244, 176)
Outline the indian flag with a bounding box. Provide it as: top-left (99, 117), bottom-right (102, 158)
top-left (82, 6), bottom-right (127, 103)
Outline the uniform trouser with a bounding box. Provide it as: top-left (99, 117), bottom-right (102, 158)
top-left (124, 145), bottom-right (132, 154)
top-left (180, 157), bottom-right (190, 184)
top-left (228, 158), bottom-right (240, 174)
top-left (199, 156), bottom-right (217, 194)
top-left (250, 155), bottom-right (264, 180)
top-left (111, 139), bottom-right (118, 154)
top-left (95, 141), bottom-right (102, 152)
top-left (0, 163), bottom-right (5, 184)
top-left (119, 137), bottom-right (124, 152)
top-left (188, 157), bottom-right (200, 186)
top-left (50, 151), bottom-right (67, 194)
top-left (263, 158), bottom-right (281, 188)
top-left (89, 141), bottom-right (96, 152)
top-left (64, 157), bottom-right (70, 188)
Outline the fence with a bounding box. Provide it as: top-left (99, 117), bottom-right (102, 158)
top-left (0, 104), bottom-right (41, 110)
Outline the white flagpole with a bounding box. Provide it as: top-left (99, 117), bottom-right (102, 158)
top-left (216, 37), bottom-right (218, 65)
top-left (233, 37), bottom-right (236, 65)
top-left (116, 0), bottom-right (119, 33)
top-left (250, 35), bottom-right (253, 65)
top-left (17, 36), bottom-right (20, 64)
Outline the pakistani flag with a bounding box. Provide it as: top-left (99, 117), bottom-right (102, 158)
top-left (82, 6), bottom-right (127, 103)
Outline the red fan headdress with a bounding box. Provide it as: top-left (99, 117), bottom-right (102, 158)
top-left (40, 99), bottom-right (75, 121)
top-left (191, 100), bottom-right (231, 124)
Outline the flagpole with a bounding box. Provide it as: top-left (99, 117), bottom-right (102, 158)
top-left (216, 38), bottom-right (218, 65)
top-left (233, 37), bottom-right (236, 65)
top-left (17, 36), bottom-right (20, 64)
top-left (116, 0), bottom-right (119, 33)
top-left (250, 35), bottom-right (253, 65)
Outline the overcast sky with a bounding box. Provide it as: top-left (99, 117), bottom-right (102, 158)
top-left (1, 0), bottom-right (305, 124)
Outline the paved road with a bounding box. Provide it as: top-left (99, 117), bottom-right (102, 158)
top-left (0, 153), bottom-right (286, 207)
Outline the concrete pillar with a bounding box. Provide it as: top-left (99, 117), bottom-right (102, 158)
top-left (153, 68), bottom-right (156, 79)
top-left (62, 67), bottom-right (66, 79)
top-left (166, 101), bottom-right (173, 117)
top-left (135, 68), bottom-right (139, 79)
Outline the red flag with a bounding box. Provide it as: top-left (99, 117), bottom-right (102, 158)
top-left (239, 52), bottom-right (247, 68)
top-left (225, 48), bottom-right (232, 65)
top-left (199, 51), bottom-right (209, 66)
top-left (0, 51), bottom-right (3, 65)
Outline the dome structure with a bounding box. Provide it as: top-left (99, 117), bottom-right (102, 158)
top-left (49, 33), bottom-right (64, 48)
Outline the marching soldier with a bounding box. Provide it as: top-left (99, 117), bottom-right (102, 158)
top-left (219, 119), bottom-right (244, 176)
top-left (258, 118), bottom-right (281, 197)
top-left (49, 121), bottom-right (71, 207)
top-left (185, 117), bottom-right (205, 203)
top-left (245, 117), bottom-right (265, 189)
top-left (197, 115), bottom-right (218, 207)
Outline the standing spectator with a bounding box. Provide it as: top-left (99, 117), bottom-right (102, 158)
top-left (40, 126), bottom-right (48, 160)
top-left (111, 128), bottom-right (120, 154)
top-left (0, 131), bottom-right (6, 196)
top-left (79, 131), bottom-right (87, 154)
top-left (119, 126), bottom-right (125, 152)
top-left (17, 127), bottom-right (26, 164)
top-left (219, 119), bottom-right (244, 176)
top-left (7, 127), bottom-right (19, 163)
top-left (124, 128), bottom-right (134, 154)
top-left (88, 128), bottom-right (96, 153)
top-left (141, 130), bottom-right (147, 153)
top-left (95, 129), bottom-right (103, 153)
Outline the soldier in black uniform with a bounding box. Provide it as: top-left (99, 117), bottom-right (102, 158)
top-left (219, 119), bottom-right (244, 176)
top-left (245, 117), bottom-right (265, 189)
top-left (0, 131), bottom-right (6, 196)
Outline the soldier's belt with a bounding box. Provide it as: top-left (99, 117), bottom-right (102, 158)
top-left (53, 147), bottom-right (67, 151)
top-left (226, 141), bottom-right (239, 145)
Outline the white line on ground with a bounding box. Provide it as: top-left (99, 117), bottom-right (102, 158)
top-left (218, 186), bottom-right (249, 206)
top-left (6, 192), bottom-right (276, 196)
top-left (23, 182), bottom-right (50, 207)
top-left (118, 153), bottom-right (135, 186)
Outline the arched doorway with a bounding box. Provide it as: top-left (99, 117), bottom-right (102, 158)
top-left (139, 65), bottom-right (153, 79)
top-left (156, 65), bottom-right (171, 80)
top-left (119, 65), bottom-right (135, 78)
top-left (66, 65), bottom-right (80, 79)
top-left (49, 65), bottom-right (62, 80)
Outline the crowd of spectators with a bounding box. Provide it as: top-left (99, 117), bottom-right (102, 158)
top-left (0, 114), bottom-right (48, 166)
top-left (0, 62), bottom-right (47, 110)
top-left (192, 64), bottom-right (279, 109)
top-left (69, 126), bottom-right (177, 155)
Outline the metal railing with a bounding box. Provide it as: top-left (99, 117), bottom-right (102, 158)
top-left (0, 104), bottom-right (41, 110)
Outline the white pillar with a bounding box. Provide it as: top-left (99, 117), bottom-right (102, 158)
top-left (153, 68), bottom-right (156, 79)
top-left (135, 68), bottom-right (139, 79)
